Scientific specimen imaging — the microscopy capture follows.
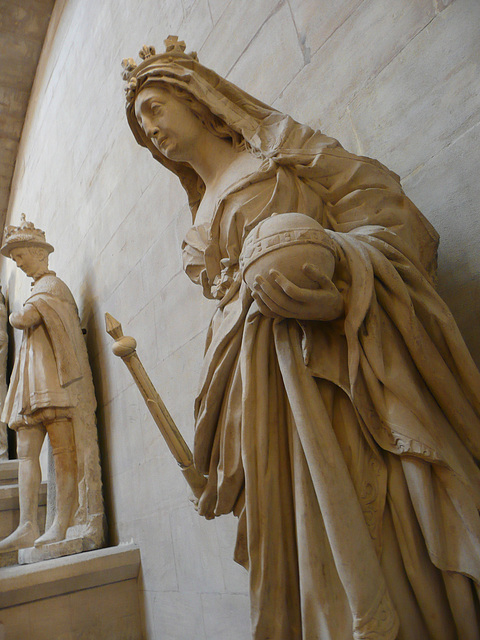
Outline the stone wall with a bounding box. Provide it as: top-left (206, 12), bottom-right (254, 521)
top-left (1, 0), bottom-right (479, 637)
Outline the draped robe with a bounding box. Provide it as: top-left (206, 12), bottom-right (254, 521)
top-left (182, 148), bottom-right (480, 640)
top-left (125, 51), bottom-right (480, 638)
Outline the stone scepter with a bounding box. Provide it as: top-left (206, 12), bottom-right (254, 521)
top-left (105, 312), bottom-right (206, 499)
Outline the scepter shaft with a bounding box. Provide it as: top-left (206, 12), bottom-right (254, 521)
top-left (105, 313), bottom-right (206, 498)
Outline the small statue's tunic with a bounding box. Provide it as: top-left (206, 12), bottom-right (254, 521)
top-left (2, 272), bottom-right (103, 545)
top-left (2, 273), bottom-right (82, 424)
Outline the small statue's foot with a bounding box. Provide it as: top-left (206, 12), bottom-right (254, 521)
top-left (34, 523), bottom-right (67, 547)
top-left (0, 522), bottom-right (39, 552)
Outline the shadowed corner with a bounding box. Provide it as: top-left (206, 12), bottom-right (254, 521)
top-left (77, 272), bottom-right (112, 549)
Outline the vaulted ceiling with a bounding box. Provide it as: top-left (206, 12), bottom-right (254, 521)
top-left (0, 0), bottom-right (55, 230)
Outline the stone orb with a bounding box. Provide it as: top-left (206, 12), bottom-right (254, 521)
top-left (240, 213), bottom-right (336, 292)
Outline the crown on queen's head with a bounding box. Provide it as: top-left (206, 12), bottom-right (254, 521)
top-left (121, 35), bottom-right (197, 103)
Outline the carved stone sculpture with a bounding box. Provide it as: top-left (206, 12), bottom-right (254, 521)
top-left (123, 37), bottom-right (480, 639)
top-left (0, 216), bottom-right (104, 557)
top-left (0, 288), bottom-right (8, 460)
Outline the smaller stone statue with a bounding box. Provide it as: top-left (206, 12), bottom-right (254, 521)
top-left (0, 287), bottom-right (8, 460)
top-left (0, 215), bottom-right (104, 555)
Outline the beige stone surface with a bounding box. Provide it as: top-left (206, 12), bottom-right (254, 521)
top-left (287, 0), bottom-right (364, 58)
top-left (0, 0), bottom-right (55, 226)
top-left (206, 0), bottom-right (227, 25)
top-left (344, 0), bottom-right (480, 178)
top-left (18, 536), bottom-right (83, 565)
top-left (403, 120), bottom-right (480, 363)
top-left (0, 462), bottom-right (47, 556)
top-left (0, 461), bottom-right (18, 485)
top-left (0, 480), bottom-right (46, 513)
top-left (1, 1), bottom-right (479, 638)
top-left (0, 474), bottom-right (47, 569)
top-left (274, 0), bottom-right (436, 135)
top-left (0, 552), bottom-right (17, 569)
top-left (0, 543), bottom-right (140, 607)
top-left (227, 2), bottom-right (305, 104)
top-left (0, 578), bottom-right (142, 640)
top-left (200, 0), bottom-right (279, 76)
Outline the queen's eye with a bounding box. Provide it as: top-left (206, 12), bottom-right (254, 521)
top-left (151, 103), bottom-right (163, 115)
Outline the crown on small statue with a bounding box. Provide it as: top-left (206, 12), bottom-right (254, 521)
top-left (122, 36), bottom-right (197, 102)
top-left (1, 214), bottom-right (54, 258)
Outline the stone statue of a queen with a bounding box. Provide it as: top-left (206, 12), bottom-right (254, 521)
top-left (123, 37), bottom-right (480, 640)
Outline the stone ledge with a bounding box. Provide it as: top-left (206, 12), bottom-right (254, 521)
top-left (0, 461), bottom-right (19, 486)
top-left (0, 481), bottom-right (47, 511)
top-left (0, 543), bottom-right (140, 608)
top-left (18, 536), bottom-right (84, 565)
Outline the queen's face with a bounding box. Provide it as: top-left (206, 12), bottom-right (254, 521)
top-left (134, 85), bottom-right (206, 163)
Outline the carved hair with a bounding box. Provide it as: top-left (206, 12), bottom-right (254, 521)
top-left (145, 80), bottom-right (251, 153)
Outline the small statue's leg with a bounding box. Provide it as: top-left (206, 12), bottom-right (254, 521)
top-left (34, 419), bottom-right (77, 547)
top-left (0, 426), bottom-right (45, 551)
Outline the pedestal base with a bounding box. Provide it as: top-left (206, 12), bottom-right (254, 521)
top-left (18, 536), bottom-right (84, 565)
top-left (0, 550), bottom-right (17, 568)
top-left (0, 544), bottom-right (142, 640)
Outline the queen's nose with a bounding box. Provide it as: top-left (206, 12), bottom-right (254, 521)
top-left (142, 117), bottom-right (160, 139)
top-left (146, 125), bottom-right (159, 139)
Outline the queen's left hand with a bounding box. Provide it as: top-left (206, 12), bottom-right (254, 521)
top-left (252, 263), bottom-right (344, 321)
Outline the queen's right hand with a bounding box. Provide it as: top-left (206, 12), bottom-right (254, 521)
top-left (190, 476), bottom-right (217, 520)
top-left (251, 263), bottom-right (344, 321)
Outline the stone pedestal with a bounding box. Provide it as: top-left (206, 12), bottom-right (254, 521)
top-left (0, 544), bottom-right (142, 639)
top-left (0, 552), bottom-right (17, 569)
top-left (18, 537), bottom-right (84, 565)
top-left (0, 461), bottom-right (47, 568)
